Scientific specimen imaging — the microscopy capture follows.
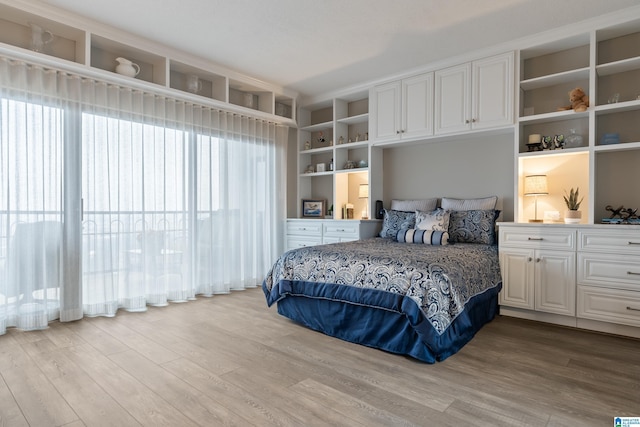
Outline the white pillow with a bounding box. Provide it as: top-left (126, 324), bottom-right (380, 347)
top-left (441, 196), bottom-right (497, 211)
top-left (391, 198), bottom-right (438, 212)
top-left (415, 208), bottom-right (450, 231)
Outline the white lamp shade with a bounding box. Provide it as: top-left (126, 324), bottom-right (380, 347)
top-left (524, 175), bottom-right (548, 196)
top-left (359, 184), bottom-right (369, 198)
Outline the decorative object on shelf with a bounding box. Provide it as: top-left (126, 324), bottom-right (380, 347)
top-left (563, 187), bottom-right (583, 224)
top-left (358, 160), bottom-right (368, 168)
top-left (603, 205), bottom-right (640, 224)
top-left (186, 74), bottom-right (202, 94)
top-left (355, 133), bottom-right (360, 142)
top-left (304, 164), bottom-right (314, 174)
top-left (304, 140), bottom-right (311, 150)
top-left (302, 199), bottom-right (326, 218)
top-left (328, 158), bottom-right (333, 171)
top-left (317, 131), bottom-right (326, 144)
top-left (329, 139), bottom-right (333, 146)
top-left (316, 163), bottom-right (326, 173)
top-left (364, 132), bottom-right (368, 141)
top-left (600, 133), bottom-right (620, 145)
top-left (359, 184), bottom-right (369, 219)
top-left (564, 129), bottom-right (583, 149)
top-left (344, 160), bottom-right (356, 169)
top-left (528, 134), bottom-right (541, 144)
top-left (343, 203), bottom-right (354, 219)
top-left (375, 200), bottom-right (384, 219)
top-left (607, 92), bottom-right (620, 104)
top-left (338, 136), bottom-right (344, 145)
top-left (557, 87), bottom-right (589, 113)
top-left (524, 174), bottom-right (548, 223)
top-left (243, 92), bottom-right (254, 108)
top-left (29, 22), bottom-right (53, 53)
top-left (553, 134), bottom-right (564, 149)
top-left (541, 135), bottom-right (553, 150)
top-left (115, 57), bottom-right (140, 78)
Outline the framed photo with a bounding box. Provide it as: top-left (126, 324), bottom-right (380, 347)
top-left (316, 163), bottom-right (326, 173)
top-left (302, 199), bottom-right (325, 218)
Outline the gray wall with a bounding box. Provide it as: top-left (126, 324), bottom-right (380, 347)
top-left (382, 133), bottom-right (515, 221)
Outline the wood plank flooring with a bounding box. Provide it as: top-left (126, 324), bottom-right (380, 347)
top-left (0, 287), bottom-right (638, 426)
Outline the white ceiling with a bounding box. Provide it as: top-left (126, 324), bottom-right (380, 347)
top-left (37, 0), bottom-right (640, 99)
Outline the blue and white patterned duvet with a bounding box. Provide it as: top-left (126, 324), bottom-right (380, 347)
top-left (263, 238), bottom-right (502, 335)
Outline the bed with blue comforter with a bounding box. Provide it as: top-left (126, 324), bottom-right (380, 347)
top-left (262, 237), bottom-right (502, 363)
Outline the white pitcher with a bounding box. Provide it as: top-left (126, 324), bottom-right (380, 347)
top-left (115, 57), bottom-right (140, 78)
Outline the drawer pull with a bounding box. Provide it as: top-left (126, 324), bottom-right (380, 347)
top-left (336, 228), bottom-right (345, 232)
top-left (299, 227), bottom-right (307, 231)
top-left (629, 242), bottom-right (640, 245)
top-left (527, 237), bottom-right (543, 241)
top-left (627, 271), bottom-right (640, 276)
top-left (627, 306), bottom-right (640, 312)
top-left (527, 257), bottom-right (532, 262)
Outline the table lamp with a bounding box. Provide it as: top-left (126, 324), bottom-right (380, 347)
top-left (524, 175), bottom-right (548, 223)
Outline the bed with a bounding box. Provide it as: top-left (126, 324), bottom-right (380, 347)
top-left (262, 200), bottom-right (503, 362)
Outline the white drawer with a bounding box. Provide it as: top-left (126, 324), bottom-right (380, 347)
top-left (286, 236), bottom-right (322, 250)
top-left (579, 228), bottom-right (640, 255)
top-left (577, 253), bottom-right (640, 290)
top-left (577, 285), bottom-right (640, 328)
top-left (286, 221), bottom-right (322, 236)
top-left (323, 222), bottom-right (359, 239)
top-left (499, 227), bottom-right (575, 250)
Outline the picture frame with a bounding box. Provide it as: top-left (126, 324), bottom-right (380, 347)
top-left (316, 163), bottom-right (326, 173)
top-left (302, 199), bottom-right (325, 218)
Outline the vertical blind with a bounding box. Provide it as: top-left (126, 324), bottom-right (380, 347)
top-left (0, 56), bottom-right (287, 333)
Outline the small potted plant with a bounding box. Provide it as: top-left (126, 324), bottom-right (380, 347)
top-left (563, 187), bottom-right (583, 223)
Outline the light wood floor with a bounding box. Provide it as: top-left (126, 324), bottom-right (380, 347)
top-left (0, 288), bottom-right (638, 426)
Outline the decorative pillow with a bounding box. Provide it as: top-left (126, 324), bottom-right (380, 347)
top-left (396, 229), bottom-right (449, 245)
top-left (390, 198), bottom-right (438, 212)
top-left (448, 209), bottom-right (498, 245)
top-left (379, 209), bottom-right (416, 239)
top-left (415, 208), bottom-right (450, 231)
top-left (441, 196), bottom-right (498, 211)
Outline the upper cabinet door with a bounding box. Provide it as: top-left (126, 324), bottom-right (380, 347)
top-left (370, 81), bottom-right (401, 142)
top-left (402, 72), bottom-right (434, 140)
top-left (472, 52), bottom-right (514, 130)
top-left (434, 62), bottom-right (471, 135)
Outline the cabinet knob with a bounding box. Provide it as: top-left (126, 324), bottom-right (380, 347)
top-left (527, 257), bottom-right (532, 262)
top-left (396, 130), bottom-right (401, 134)
top-left (472, 118), bottom-right (477, 123)
top-left (465, 119), bottom-right (470, 124)
top-left (536, 258), bottom-right (541, 263)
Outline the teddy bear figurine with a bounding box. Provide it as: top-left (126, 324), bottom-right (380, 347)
top-left (558, 87), bottom-right (589, 112)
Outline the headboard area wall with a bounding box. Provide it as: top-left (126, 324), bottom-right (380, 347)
top-left (382, 133), bottom-right (515, 221)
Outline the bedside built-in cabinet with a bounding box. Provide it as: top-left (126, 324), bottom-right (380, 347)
top-left (499, 223), bottom-right (640, 339)
top-left (0, 2), bottom-right (296, 121)
top-left (434, 52), bottom-right (514, 135)
top-left (369, 72), bottom-right (434, 143)
top-left (577, 227), bottom-right (640, 329)
top-left (285, 219), bottom-right (380, 251)
top-left (499, 224), bottom-right (576, 317)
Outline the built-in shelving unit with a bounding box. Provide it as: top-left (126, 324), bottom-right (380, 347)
top-left (515, 17), bottom-right (640, 224)
top-left (0, 1), bottom-right (297, 121)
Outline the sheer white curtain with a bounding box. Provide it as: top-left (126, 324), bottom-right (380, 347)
top-left (0, 55), bottom-right (287, 333)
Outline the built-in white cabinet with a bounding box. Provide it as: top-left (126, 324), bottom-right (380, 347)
top-left (369, 72), bottom-right (434, 143)
top-left (0, 2), bottom-right (296, 121)
top-left (435, 52), bottom-right (514, 135)
top-left (499, 225), bottom-right (576, 316)
top-left (286, 219), bottom-right (380, 250)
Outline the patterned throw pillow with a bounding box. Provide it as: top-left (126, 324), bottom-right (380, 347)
top-left (415, 208), bottom-right (450, 231)
top-left (396, 229), bottom-right (449, 245)
top-left (448, 209), bottom-right (498, 245)
top-left (379, 209), bottom-right (416, 239)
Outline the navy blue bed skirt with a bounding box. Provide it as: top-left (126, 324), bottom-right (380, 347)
top-left (269, 281), bottom-right (501, 363)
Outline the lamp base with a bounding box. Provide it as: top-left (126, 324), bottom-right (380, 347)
top-left (529, 219), bottom-right (544, 223)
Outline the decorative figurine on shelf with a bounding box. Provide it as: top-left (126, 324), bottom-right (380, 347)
top-left (355, 133), bottom-right (360, 142)
top-left (554, 134), bottom-right (565, 149)
top-left (557, 87), bottom-right (589, 113)
top-left (304, 164), bottom-right (314, 174)
top-left (338, 136), bottom-right (344, 145)
top-left (541, 135), bottom-right (553, 150)
top-left (606, 205), bottom-right (625, 219)
top-left (317, 131), bottom-right (326, 144)
top-left (329, 139), bottom-right (333, 146)
top-left (304, 140), bottom-right (311, 150)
